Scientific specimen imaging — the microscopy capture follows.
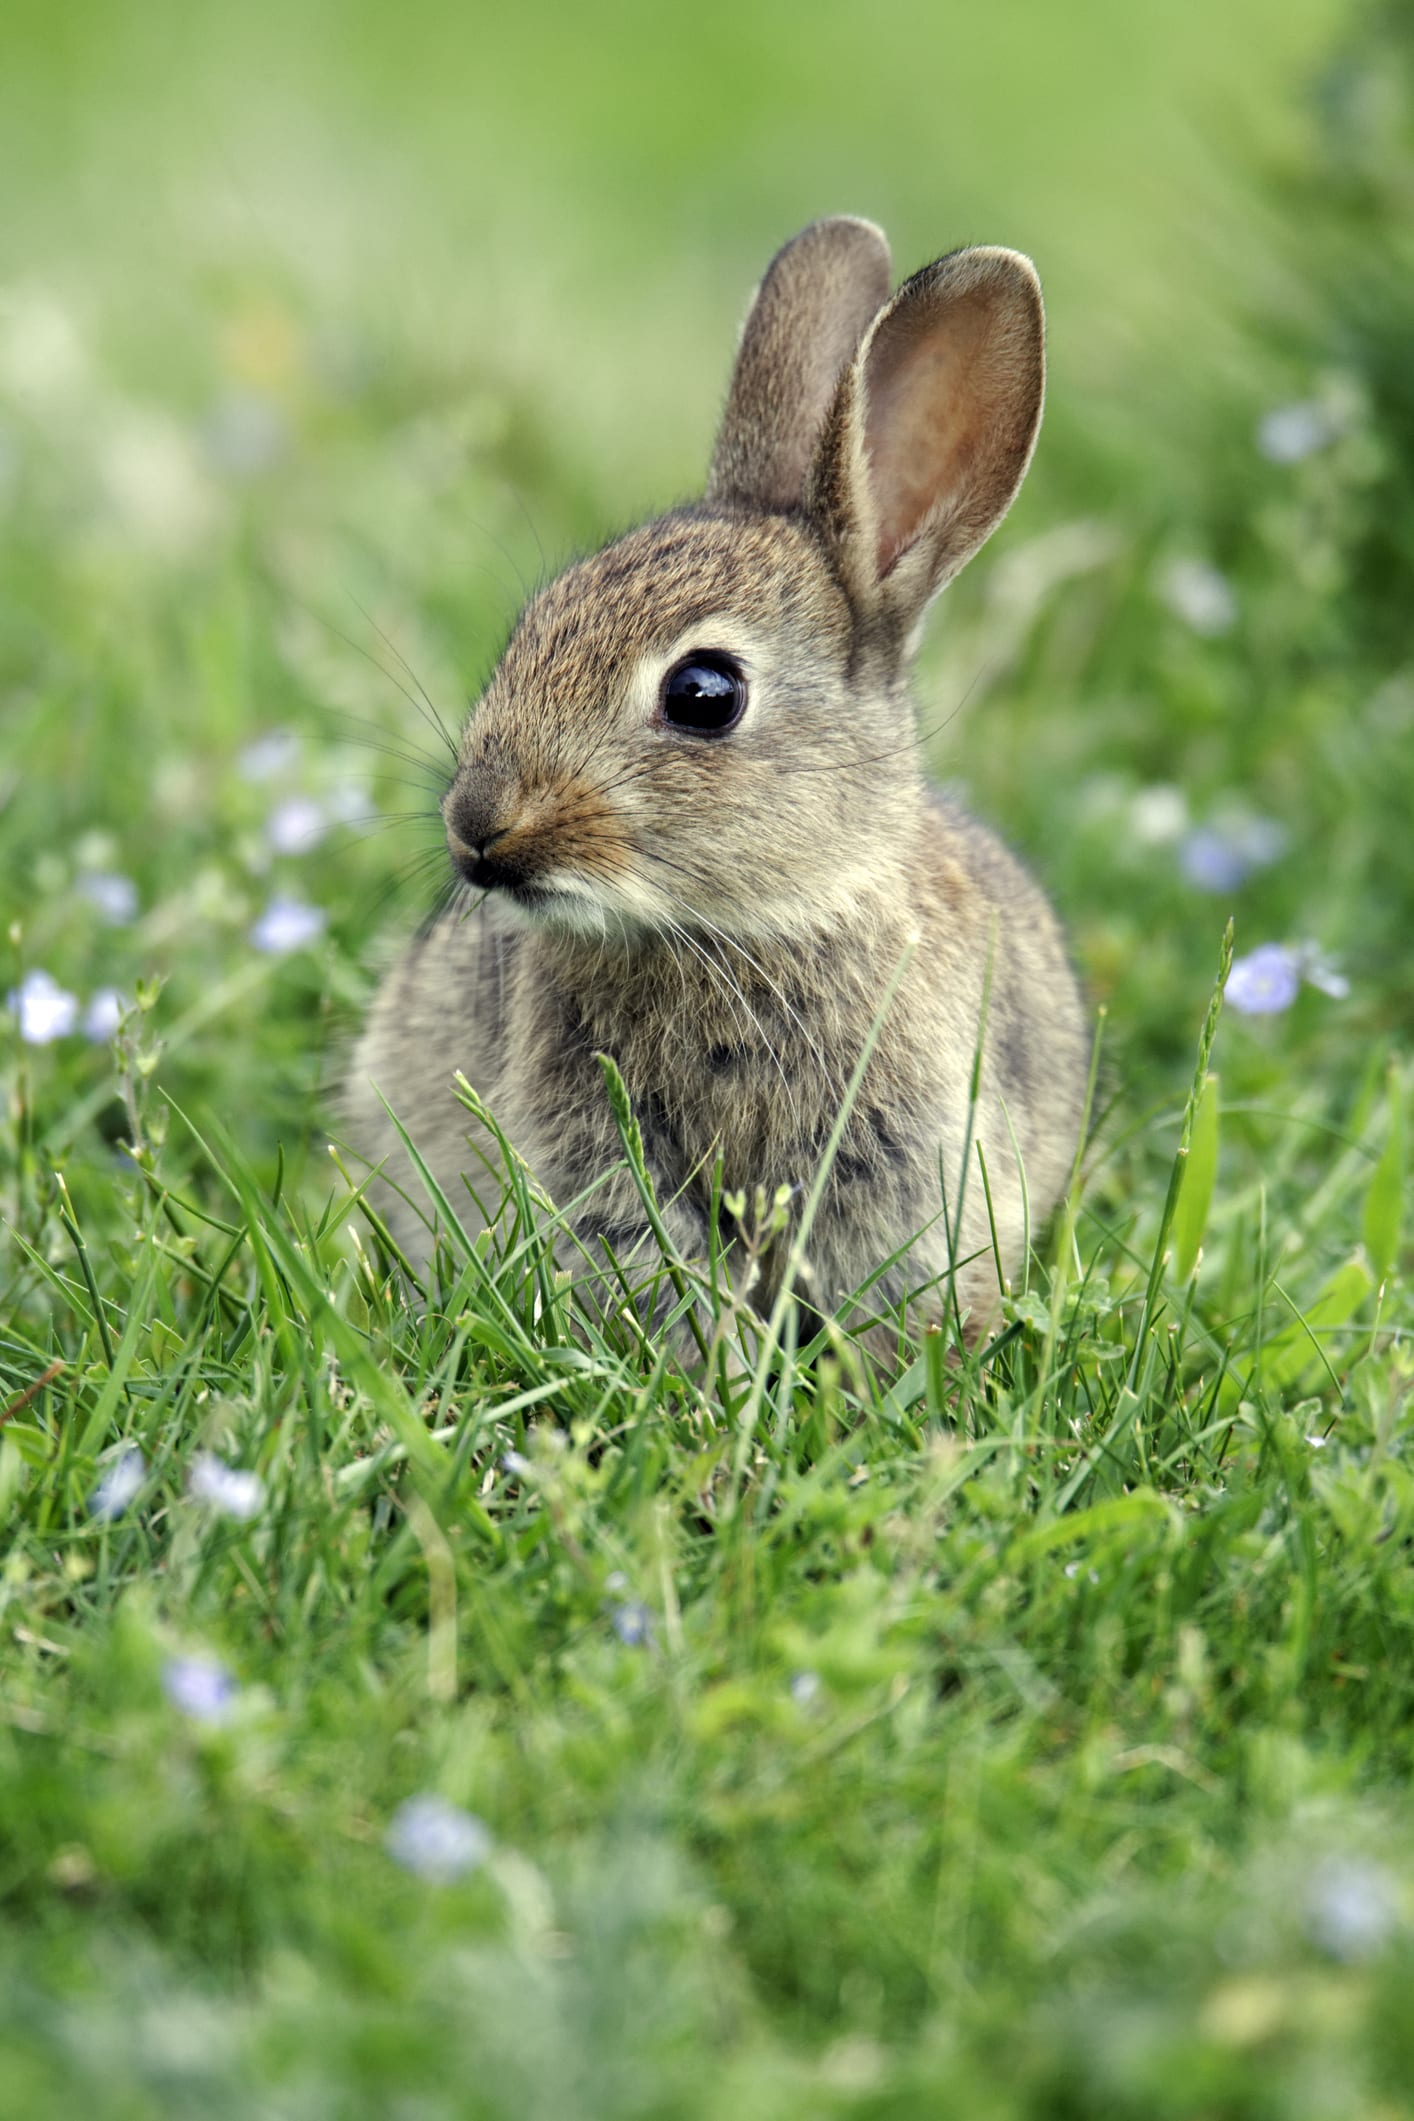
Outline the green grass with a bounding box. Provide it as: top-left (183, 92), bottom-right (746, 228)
top-left (2, 1), bottom-right (1413, 2113)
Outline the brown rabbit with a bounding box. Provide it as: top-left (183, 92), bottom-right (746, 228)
top-left (347, 217), bottom-right (1088, 1345)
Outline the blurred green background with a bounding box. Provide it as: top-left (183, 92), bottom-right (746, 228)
top-left (0, 0), bottom-right (1348, 500)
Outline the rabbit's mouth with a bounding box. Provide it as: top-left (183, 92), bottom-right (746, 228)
top-left (447, 825), bottom-right (542, 901)
top-left (445, 799), bottom-right (644, 934)
top-left (449, 832), bottom-right (614, 932)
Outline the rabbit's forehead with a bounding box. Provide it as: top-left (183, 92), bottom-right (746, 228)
top-left (498, 512), bottom-right (846, 697)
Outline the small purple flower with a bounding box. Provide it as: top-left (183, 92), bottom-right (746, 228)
top-left (237, 730), bottom-right (300, 783)
top-left (1180, 828), bottom-right (1250, 895)
top-left (1157, 557), bottom-right (1237, 637)
top-left (1257, 401), bottom-right (1338, 465)
top-left (8, 970), bottom-right (80, 1045)
top-left (1225, 940), bottom-right (1350, 1017)
top-left (189, 1451), bottom-right (264, 1521)
top-left (789, 1670), bottom-right (822, 1707)
top-left (1225, 944), bottom-right (1300, 1016)
top-left (162, 1654), bottom-right (237, 1725)
top-left (1306, 1855), bottom-right (1398, 1962)
top-left (90, 1445), bottom-right (145, 1520)
top-left (83, 988), bottom-right (127, 1043)
top-left (610, 1600), bottom-right (654, 1648)
top-left (77, 871), bottom-right (139, 924)
top-left (250, 894), bottom-right (326, 955)
top-left (385, 1794), bottom-right (492, 1883)
top-left (266, 795), bottom-right (327, 856)
top-left (500, 1449), bottom-right (533, 1479)
top-left (1179, 816), bottom-right (1286, 894)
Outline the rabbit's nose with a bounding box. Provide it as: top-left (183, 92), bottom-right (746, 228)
top-left (446, 820), bottom-right (516, 889)
top-left (457, 824), bottom-right (508, 861)
top-left (444, 771), bottom-right (516, 861)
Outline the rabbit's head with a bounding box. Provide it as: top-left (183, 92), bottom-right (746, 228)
top-left (443, 218), bottom-right (1044, 944)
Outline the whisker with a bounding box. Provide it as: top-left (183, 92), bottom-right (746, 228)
top-left (501, 483), bottom-right (551, 598)
top-left (338, 811), bottom-right (444, 841)
top-left (263, 568), bottom-right (460, 764)
top-left (695, 913), bottom-right (839, 1088)
top-left (354, 850), bottom-right (456, 930)
top-left (314, 709), bottom-right (451, 784)
top-left (619, 844), bottom-right (843, 1112)
top-left (347, 594), bottom-right (461, 763)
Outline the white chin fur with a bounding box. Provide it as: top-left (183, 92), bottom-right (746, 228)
top-left (504, 875), bottom-right (652, 943)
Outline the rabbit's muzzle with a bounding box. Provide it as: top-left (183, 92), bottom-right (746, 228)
top-left (444, 758), bottom-right (631, 916)
top-left (447, 831), bottom-right (523, 894)
top-left (444, 761), bottom-right (543, 898)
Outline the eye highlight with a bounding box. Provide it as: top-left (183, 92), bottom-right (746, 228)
top-left (659, 651), bottom-right (747, 736)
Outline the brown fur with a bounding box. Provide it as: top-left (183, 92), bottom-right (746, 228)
top-left (346, 219), bottom-right (1089, 1343)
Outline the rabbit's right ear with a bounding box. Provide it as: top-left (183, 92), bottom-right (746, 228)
top-left (807, 246), bottom-right (1045, 641)
top-left (707, 217), bottom-right (892, 514)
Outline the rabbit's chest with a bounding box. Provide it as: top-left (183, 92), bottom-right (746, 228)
top-left (517, 957), bottom-right (838, 1191)
top-left (514, 943), bottom-right (940, 1240)
top-left (613, 1024), bottom-right (832, 1198)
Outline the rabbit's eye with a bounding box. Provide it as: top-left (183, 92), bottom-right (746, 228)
top-left (660, 652), bottom-right (746, 736)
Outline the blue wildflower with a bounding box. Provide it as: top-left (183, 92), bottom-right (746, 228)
top-left (77, 872), bottom-right (139, 924)
top-left (1225, 940), bottom-right (1350, 1016)
top-left (1157, 557), bottom-right (1237, 637)
top-left (89, 1445), bottom-right (145, 1520)
top-left (189, 1451), bottom-right (264, 1521)
top-left (83, 988), bottom-right (127, 1043)
top-left (1306, 1855), bottom-right (1398, 1962)
top-left (385, 1795), bottom-right (492, 1883)
top-left (162, 1655), bottom-right (237, 1725)
top-left (611, 1600), bottom-right (654, 1648)
top-left (1179, 815), bottom-right (1285, 894)
top-left (250, 894), bottom-right (326, 954)
top-left (237, 729), bottom-right (299, 782)
top-left (1257, 401), bottom-right (1338, 465)
top-left (8, 970), bottom-right (80, 1045)
top-left (1225, 944), bottom-right (1300, 1016)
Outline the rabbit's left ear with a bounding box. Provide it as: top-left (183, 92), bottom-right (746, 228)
top-left (707, 216), bottom-right (893, 513)
top-left (808, 246), bottom-right (1044, 634)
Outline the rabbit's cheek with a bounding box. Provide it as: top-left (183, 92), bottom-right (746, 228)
top-left (508, 796), bottom-right (632, 889)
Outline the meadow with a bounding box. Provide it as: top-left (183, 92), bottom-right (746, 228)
top-left (1, 0), bottom-right (1412, 2112)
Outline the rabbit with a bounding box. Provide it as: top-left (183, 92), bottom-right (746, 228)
top-left (347, 216), bottom-right (1089, 1348)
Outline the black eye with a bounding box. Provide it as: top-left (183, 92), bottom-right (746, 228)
top-left (660, 651), bottom-right (747, 736)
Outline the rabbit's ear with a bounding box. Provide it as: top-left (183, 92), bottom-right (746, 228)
top-left (707, 217), bottom-right (892, 513)
top-left (809, 246), bottom-right (1044, 633)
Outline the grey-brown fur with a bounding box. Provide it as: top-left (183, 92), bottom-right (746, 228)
top-left (347, 218), bottom-right (1088, 1343)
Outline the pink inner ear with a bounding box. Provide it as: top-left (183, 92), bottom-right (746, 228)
top-left (863, 284), bottom-right (1021, 579)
